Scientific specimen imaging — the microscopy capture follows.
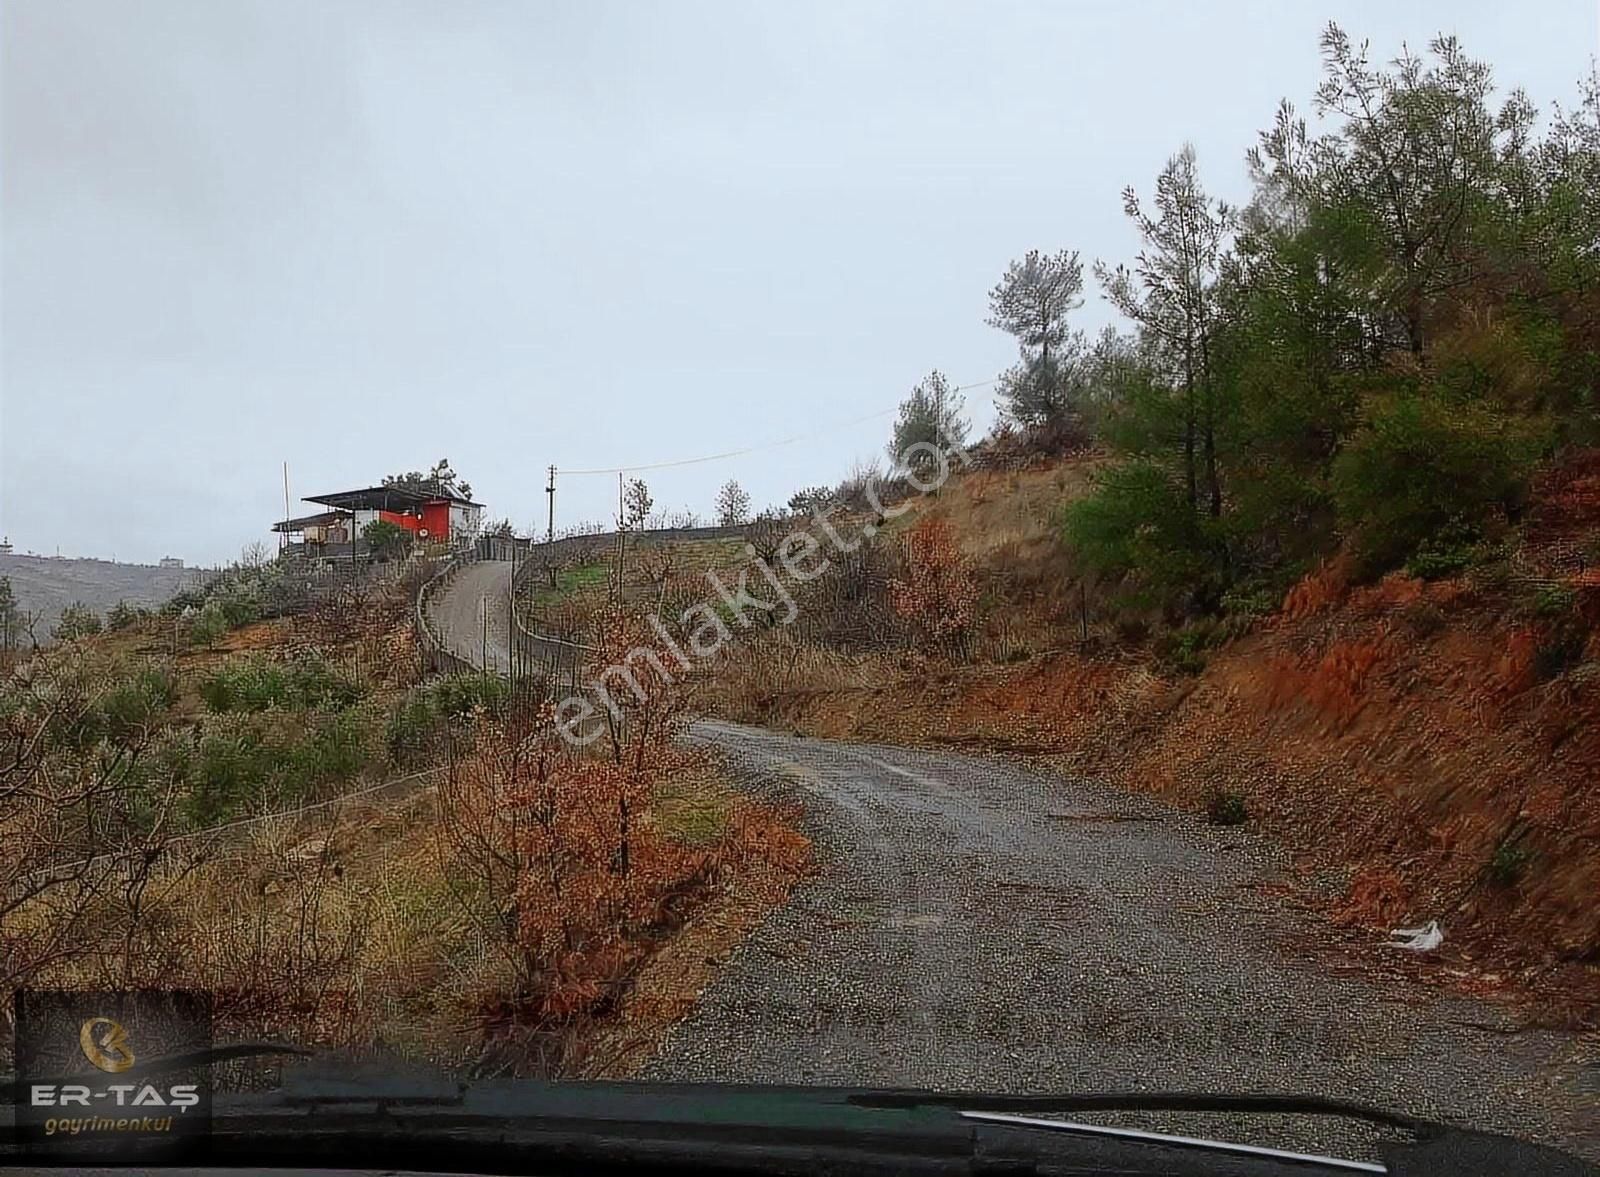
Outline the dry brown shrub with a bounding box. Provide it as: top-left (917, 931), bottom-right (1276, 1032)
top-left (433, 605), bottom-right (810, 1076)
top-left (1349, 572), bottom-right (1427, 613)
top-left (889, 516), bottom-right (979, 656)
top-left (1282, 555), bottom-right (1354, 620)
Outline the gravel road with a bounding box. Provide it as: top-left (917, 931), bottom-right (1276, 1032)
top-left (646, 719), bottom-right (1599, 1162)
top-left (422, 569), bottom-right (1597, 1162)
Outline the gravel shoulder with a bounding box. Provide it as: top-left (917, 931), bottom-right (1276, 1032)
top-left (646, 719), bottom-right (1599, 1162)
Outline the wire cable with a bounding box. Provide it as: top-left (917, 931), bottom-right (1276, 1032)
top-left (558, 377), bottom-right (1002, 476)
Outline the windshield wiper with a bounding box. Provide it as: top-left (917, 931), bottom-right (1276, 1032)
top-left (850, 1088), bottom-right (1426, 1132)
top-left (5, 1076), bottom-right (1594, 1176)
top-left (851, 1088), bottom-right (1599, 1177)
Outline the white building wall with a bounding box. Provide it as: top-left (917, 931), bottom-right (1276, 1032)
top-left (450, 503), bottom-right (483, 541)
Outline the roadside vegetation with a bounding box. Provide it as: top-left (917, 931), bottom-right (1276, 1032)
top-left (679, 27), bottom-right (1600, 1017)
top-left (2, 541), bottom-right (808, 1075)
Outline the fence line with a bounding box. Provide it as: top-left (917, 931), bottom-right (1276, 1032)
top-left (15, 767), bottom-right (446, 898)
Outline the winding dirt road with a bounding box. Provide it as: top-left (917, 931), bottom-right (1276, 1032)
top-left (425, 573), bottom-right (1600, 1162)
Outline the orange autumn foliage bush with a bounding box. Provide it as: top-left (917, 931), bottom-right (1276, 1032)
top-left (889, 516), bottom-right (980, 654)
top-left (434, 604), bottom-right (808, 1071)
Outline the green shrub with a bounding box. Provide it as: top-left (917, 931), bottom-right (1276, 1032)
top-left (198, 655), bottom-right (362, 714)
top-left (1403, 518), bottom-right (1482, 581)
top-left (277, 708), bottom-right (375, 803)
top-left (1063, 460), bottom-right (1220, 610)
top-left (428, 673), bottom-right (511, 721)
top-left (187, 725), bottom-right (271, 825)
top-left (1219, 583), bottom-right (1279, 619)
top-left (189, 601), bottom-right (228, 649)
top-left (1206, 790), bottom-right (1249, 826)
top-left (106, 601), bottom-right (144, 631)
top-left (1532, 584), bottom-right (1576, 618)
top-left (58, 662), bottom-right (176, 749)
top-left (165, 588), bottom-right (209, 616)
top-left (387, 689), bottom-right (442, 766)
top-left (1154, 616), bottom-right (1252, 675)
top-left (53, 602), bottom-right (103, 641)
top-left (363, 519), bottom-right (414, 562)
top-left (217, 590), bottom-right (260, 629)
top-left (1332, 396), bottom-right (1544, 575)
top-left (96, 666), bottom-right (176, 744)
top-left (183, 704), bottom-right (384, 824)
top-left (383, 675), bottom-right (508, 765)
top-left (1486, 836), bottom-right (1532, 887)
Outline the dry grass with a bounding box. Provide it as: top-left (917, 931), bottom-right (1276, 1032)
top-left (6, 749), bottom-right (809, 1074)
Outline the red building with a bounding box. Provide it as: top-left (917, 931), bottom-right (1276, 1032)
top-left (273, 481), bottom-right (485, 555)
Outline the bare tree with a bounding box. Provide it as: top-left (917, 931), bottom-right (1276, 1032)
top-left (714, 480), bottom-right (751, 527)
top-left (636, 544), bottom-right (679, 615)
top-left (743, 514), bottom-right (787, 566)
top-left (0, 670), bottom-right (180, 992)
top-left (622, 479), bottom-right (653, 531)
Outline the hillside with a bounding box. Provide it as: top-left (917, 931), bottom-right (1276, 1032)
top-left (3, 564), bottom-right (810, 1077)
top-left (702, 449), bottom-right (1600, 1021)
top-left (0, 551), bottom-right (200, 639)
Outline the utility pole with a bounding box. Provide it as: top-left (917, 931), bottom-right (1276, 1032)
top-left (281, 462), bottom-right (291, 556)
top-left (615, 472), bottom-right (626, 600)
top-left (508, 537), bottom-right (518, 699)
top-left (546, 465), bottom-right (557, 544)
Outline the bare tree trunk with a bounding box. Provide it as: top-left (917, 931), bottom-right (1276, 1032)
top-left (1200, 333), bottom-right (1222, 519)
top-left (1182, 346), bottom-right (1199, 511)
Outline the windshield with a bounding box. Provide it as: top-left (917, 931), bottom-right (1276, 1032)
top-left (1, 1), bottom-right (1597, 1171)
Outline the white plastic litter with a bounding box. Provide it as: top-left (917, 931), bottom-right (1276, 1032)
top-left (1386, 920), bottom-right (1444, 952)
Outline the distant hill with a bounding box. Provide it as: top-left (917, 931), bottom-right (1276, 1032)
top-left (0, 553), bottom-right (204, 642)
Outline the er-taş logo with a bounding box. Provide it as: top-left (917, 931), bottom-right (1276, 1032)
top-left (79, 1018), bottom-right (136, 1074)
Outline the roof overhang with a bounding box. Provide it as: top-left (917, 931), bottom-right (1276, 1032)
top-left (303, 485), bottom-right (483, 511)
top-left (272, 509), bottom-right (352, 533)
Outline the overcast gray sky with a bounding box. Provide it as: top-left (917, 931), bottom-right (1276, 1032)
top-left (3, 0), bottom-right (1596, 565)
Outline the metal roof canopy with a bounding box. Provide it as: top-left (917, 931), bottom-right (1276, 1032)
top-left (303, 484), bottom-right (482, 512)
top-left (272, 510), bottom-right (352, 534)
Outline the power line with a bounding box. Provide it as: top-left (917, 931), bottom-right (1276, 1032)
top-left (558, 377), bottom-right (1002, 476)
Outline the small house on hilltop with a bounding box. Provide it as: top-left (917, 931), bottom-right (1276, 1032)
top-left (273, 481), bottom-right (484, 558)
